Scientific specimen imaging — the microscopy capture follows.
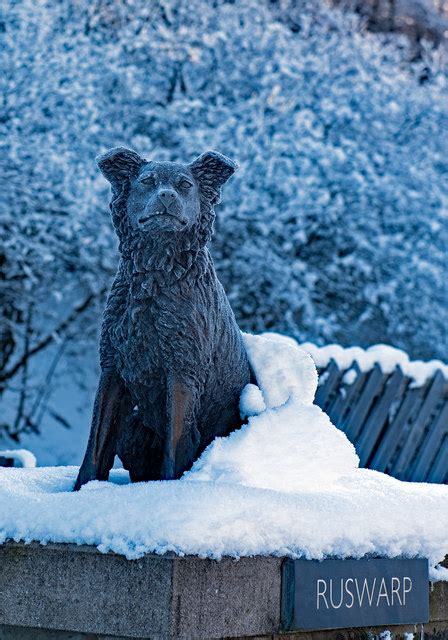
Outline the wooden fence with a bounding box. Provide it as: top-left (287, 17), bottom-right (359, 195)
top-left (314, 360), bottom-right (448, 484)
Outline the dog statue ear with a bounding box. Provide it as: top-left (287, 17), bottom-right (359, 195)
top-left (189, 151), bottom-right (237, 205)
top-left (96, 147), bottom-right (146, 192)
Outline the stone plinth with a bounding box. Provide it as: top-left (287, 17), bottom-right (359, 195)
top-left (0, 543), bottom-right (447, 640)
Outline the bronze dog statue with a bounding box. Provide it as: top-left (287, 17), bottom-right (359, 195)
top-left (74, 148), bottom-right (251, 489)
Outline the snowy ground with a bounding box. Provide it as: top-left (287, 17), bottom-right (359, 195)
top-left (1, 333), bottom-right (447, 579)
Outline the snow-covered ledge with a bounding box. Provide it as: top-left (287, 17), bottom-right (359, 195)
top-left (0, 542), bottom-right (447, 640)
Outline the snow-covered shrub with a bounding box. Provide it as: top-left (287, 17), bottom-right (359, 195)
top-left (1, 0), bottom-right (447, 441)
top-left (329, 0), bottom-right (448, 53)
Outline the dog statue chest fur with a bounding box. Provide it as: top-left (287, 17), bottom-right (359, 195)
top-left (74, 148), bottom-right (251, 489)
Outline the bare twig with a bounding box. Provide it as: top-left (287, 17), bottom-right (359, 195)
top-left (0, 289), bottom-right (105, 383)
top-left (33, 339), bottom-right (67, 433)
top-left (11, 304), bottom-right (33, 435)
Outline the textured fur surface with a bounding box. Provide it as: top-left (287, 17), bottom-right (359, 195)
top-left (74, 148), bottom-right (251, 489)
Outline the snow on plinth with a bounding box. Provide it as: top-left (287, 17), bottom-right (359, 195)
top-left (0, 333), bottom-right (447, 579)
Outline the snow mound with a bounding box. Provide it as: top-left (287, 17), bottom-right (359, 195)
top-left (0, 332), bottom-right (447, 578)
top-left (197, 332), bottom-right (357, 490)
top-left (186, 400), bottom-right (358, 491)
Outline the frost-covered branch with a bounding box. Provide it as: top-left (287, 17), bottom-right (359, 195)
top-left (0, 292), bottom-right (102, 384)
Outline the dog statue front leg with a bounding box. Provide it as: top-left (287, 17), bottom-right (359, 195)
top-left (160, 377), bottom-right (200, 480)
top-left (73, 369), bottom-right (129, 491)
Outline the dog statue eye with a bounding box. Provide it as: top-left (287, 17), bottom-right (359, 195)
top-left (180, 179), bottom-right (193, 190)
top-left (140, 175), bottom-right (156, 187)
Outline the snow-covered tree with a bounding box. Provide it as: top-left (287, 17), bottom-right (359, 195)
top-left (1, 0), bottom-right (447, 444)
top-left (331, 0), bottom-right (448, 53)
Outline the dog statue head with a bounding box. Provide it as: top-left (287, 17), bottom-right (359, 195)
top-left (97, 147), bottom-right (237, 250)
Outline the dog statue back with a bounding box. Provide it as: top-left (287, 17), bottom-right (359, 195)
top-left (74, 148), bottom-right (251, 489)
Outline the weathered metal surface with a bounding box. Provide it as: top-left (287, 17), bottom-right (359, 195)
top-left (75, 149), bottom-right (251, 490)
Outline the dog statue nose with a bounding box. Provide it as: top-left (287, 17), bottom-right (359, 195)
top-left (158, 189), bottom-right (177, 205)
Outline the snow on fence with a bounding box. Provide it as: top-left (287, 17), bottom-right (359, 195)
top-left (0, 449), bottom-right (36, 469)
top-left (301, 344), bottom-right (448, 484)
